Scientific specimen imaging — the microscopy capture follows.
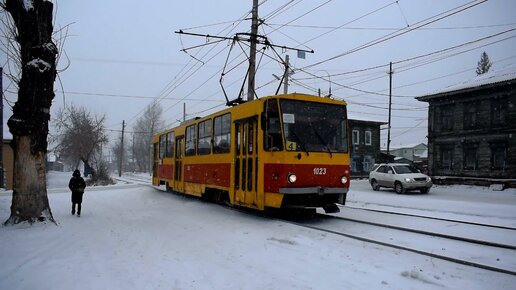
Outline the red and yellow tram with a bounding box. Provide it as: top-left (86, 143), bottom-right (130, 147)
top-left (152, 93), bottom-right (350, 213)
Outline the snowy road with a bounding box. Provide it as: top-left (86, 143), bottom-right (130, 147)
top-left (298, 213), bottom-right (516, 275)
top-left (1, 172), bottom-right (515, 290)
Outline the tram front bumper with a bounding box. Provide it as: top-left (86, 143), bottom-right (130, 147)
top-left (279, 186), bottom-right (348, 207)
top-left (279, 186), bottom-right (348, 195)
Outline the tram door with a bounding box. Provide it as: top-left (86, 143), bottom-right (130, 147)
top-left (174, 136), bottom-right (184, 193)
top-left (234, 119), bottom-right (258, 207)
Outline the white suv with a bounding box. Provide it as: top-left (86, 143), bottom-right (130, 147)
top-left (369, 163), bottom-right (432, 194)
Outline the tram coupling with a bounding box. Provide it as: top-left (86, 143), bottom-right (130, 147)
top-left (323, 204), bottom-right (340, 213)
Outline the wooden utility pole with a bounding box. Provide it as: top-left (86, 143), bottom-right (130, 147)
top-left (247, 0), bottom-right (259, 101)
top-left (387, 62), bottom-right (393, 154)
top-left (119, 120), bottom-right (125, 177)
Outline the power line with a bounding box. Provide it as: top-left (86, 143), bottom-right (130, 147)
top-left (265, 22), bottom-right (516, 31)
top-left (294, 28), bottom-right (516, 82)
top-left (291, 28), bottom-right (516, 99)
top-left (301, 0), bottom-right (488, 70)
top-left (56, 91), bottom-right (223, 102)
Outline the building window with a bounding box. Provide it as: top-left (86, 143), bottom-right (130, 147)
top-left (214, 113), bottom-right (231, 154)
top-left (463, 144), bottom-right (478, 170)
top-left (464, 103), bottom-right (478, 129)
top-left (352, 130), bottom-right (359, 145)
top-left (351, 160), bottom-right (357, 172)
top-left (365, 131), bottom-right (372, 146)
top-left (185, 125), bottom-right (197, 156)
top-left (490, 143), bottom-right (507, 170)
top-left (491, 98), bottom-right (506, 126)
top-left (440, 105), bottom-right (454, 131)
top-left (198, 119), bottom-right (212, 155)
top-left (363, 156), bottom-right (373, 172)
top-left (440, 146), bottom-right (454, 170)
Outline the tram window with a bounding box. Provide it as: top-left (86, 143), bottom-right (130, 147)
top-left (248, 123), bottom-right (254, 154)
top-left (234, 159), bottom-right (240, 189)
top-left (263, 99), bottom-right (283, 151)
top-left (242, 158), bottom-right (247, 190)
top-left (198, 120), bottom-right (212, 155)
top-left (185, 125), bottom-right (197, 156)
top-left (247, 158), bottom-right (253, 191)
top-left (176, 138), bottom-right (183, 159)
top-left (159, 135), bottom-right (166, 159)
top-left (153, 143), bottom-right (159, 160)
top-left (214, 113), bottom-right (231, 154)
top-left (235, 123), bottom-right (241, 155)
top-left (165, 132), bottom-right (174, 158)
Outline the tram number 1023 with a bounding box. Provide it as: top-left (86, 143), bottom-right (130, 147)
top-left (313, 167), bottom-right (327, 175)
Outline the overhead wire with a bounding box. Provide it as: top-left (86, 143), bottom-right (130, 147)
top-left (264, 22), bottom-right (516, 31)
top-left (139, 1), bottom-right (293, 122)
top-left (156, 0), bottom-right (317, 125)
top-left (118, 6), bottom-right (255, 129)
top-left (300, 0), bottom-right (488, 70)
top-left (291, 27), bottom-right (516, 99)
top-left (293, 27), bottom-right (516, 83)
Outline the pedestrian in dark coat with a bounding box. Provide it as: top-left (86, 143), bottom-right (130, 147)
top-left (69, 169), bottom-right (86, 217)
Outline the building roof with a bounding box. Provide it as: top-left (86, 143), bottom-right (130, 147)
top-left (348, 118), bottom-right (387, 125)
top-left (386, 143), bottom-right (427, 150)
top-left (416, 65), bottom-right (516, 101)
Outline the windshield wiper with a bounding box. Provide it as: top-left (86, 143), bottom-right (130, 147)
top-left (309, 123), bottom-right (333, 157)
top-left (289, 126), bottom-right (309, 156)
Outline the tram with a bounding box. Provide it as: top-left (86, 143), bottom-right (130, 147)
top-left (152, 93), bottom-right (350, 213)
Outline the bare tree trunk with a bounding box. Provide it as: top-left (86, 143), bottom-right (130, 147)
top-left (8, 136), bottom-right (51, 223)
top-left (4, 0), bottom-right (57, 224)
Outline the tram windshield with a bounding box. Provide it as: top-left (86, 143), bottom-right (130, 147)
top-left (277, 99), bottom-right (348, 153)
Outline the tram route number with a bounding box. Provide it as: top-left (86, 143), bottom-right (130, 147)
top-left (313, 168), bottom-right (327, 175)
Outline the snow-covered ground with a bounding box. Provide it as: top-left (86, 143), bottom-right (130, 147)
top-left (1, 171), bottom-right (515, 290)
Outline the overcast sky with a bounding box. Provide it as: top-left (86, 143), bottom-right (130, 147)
top-left (1, 0), bottom-right (515, 148)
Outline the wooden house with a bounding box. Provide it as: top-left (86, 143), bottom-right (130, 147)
top-left (416, 67), bottom-right (516, 187)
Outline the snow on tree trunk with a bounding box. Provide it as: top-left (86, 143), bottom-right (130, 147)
top-left (4, 0), bottom-right (57, 224)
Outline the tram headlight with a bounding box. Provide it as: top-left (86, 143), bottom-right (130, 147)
top-left (287, 173), bottom-right (297, 184)
top-left (340, 176), bottom-right (348, 184)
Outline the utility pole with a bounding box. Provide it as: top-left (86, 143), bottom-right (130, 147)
top-left (119, 120), bottom-right (125, 177)
top-left (247, 0), bottom-right (259, 101)
top-left (183, 103), bottom-right (186, 122)
top-left (282, 55), bottom-right (289, 94)
top-left (387, 62), bottom-right (393, 155)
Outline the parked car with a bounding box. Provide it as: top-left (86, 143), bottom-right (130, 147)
top-left (368, 163), bottom-right (432, 194)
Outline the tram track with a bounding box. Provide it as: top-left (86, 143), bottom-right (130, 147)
top-left (285, 213), bottom-right (516, 276)
top-left (319, 212), bottom-right (516, 250)
top-left (344, 204), bottom-right (516, 231)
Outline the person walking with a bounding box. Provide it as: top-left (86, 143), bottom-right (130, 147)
top-left (69, 170), bottom-right (86, 217)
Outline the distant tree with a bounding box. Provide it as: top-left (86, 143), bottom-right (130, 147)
top-left (1, 0), bottom-right (58, 224)
top-left (89, 151), bottom-right (114, 186)
top-left (132, 102), bottom-right (164, 172)
top-left (476, 51), bottom-right (492, 75)
top-left (54, 105), bottom-right (108, 178)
